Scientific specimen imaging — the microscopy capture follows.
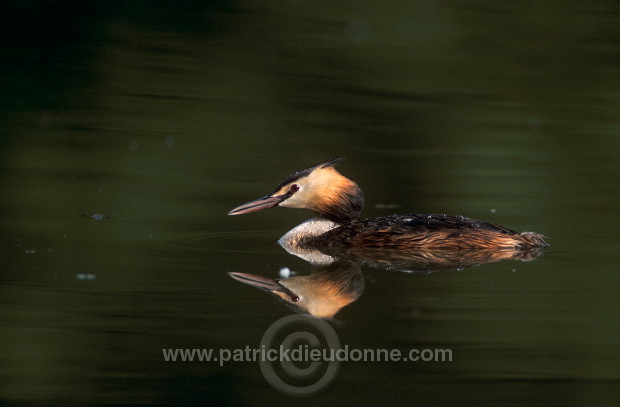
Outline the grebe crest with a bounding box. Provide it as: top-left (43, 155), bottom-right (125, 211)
top-left (228, 157), bottom-right (363, 224)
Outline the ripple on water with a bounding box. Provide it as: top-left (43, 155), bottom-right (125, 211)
top-left (164, 229), bottom-right (284, 255)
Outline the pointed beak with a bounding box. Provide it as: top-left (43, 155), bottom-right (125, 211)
top-left (227, 194), bottom-right (287, 216)
top-left (228, 272), bottom-right (295, 296)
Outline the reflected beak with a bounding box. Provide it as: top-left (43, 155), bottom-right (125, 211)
top-left (228, 272), bottom-right (295, 296)
top-left (227, 194), bottom-right (287, 216)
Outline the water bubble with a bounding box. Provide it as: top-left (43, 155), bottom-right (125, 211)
top-left (528, 117), bottom-right (541, 131)
top-left (346, 20), bottom-right (370, 42)
top-left (164, 136), bottom-right (176, 147)
top-left (279, 267), bottom-right (292, 278)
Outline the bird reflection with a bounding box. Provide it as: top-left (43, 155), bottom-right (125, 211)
top-left (229, 241), bottom-right (544, 318)
top-left (282, 239), bottom-right (545, 273)
top-left (229, 261), bottom-right (363, 319)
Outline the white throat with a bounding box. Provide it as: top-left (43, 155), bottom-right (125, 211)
top-left (277, 217), bottom-right (339, 264)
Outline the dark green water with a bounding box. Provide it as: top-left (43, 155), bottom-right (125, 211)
top-left (1, 1), bottom-right (618, 406)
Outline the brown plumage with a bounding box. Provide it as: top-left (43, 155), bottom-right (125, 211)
top-left (308, 213), bottom-right (548, 250)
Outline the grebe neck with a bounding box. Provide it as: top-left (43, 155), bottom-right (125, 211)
top-left (277, 217), bottom-right (339, 263)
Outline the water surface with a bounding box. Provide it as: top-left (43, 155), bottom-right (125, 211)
top-left (0, 1), bottom-right (618, 406)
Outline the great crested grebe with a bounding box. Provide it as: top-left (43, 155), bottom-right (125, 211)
top-left (228, 157), bottom-right (548, 250)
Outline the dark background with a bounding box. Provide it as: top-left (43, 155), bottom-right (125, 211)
top-left (1, 1), bottom-right (618, 406)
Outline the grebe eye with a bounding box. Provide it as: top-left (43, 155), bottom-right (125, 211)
top-left (289, 184), bottom-right (299, 193)
top-left (290, 295), bottom-right (300, 302)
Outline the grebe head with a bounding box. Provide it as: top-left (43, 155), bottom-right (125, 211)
top-left (228, 157), bottom-right (364, 224)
